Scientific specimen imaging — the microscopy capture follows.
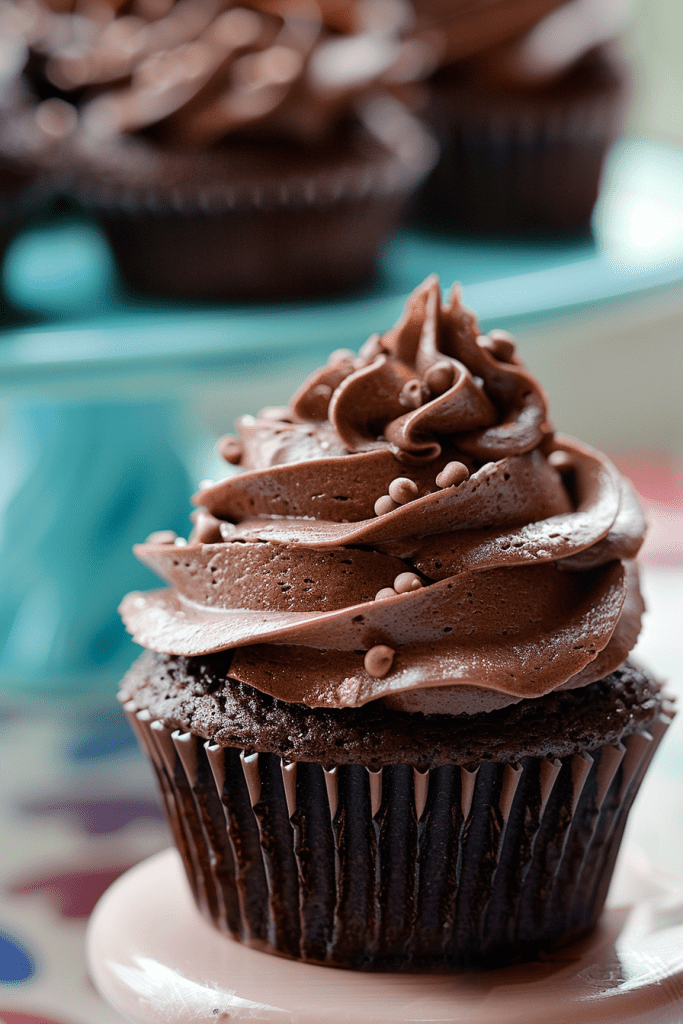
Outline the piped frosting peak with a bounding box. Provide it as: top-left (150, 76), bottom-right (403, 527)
top-left (289, 274), bottom-right (550, 461)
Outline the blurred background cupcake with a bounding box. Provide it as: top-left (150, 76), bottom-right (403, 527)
top-left (412, 0), bottom-right (633, 233)
top-left (3, 0), bottom-right (438, 298)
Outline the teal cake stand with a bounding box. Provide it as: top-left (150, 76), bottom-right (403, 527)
top-left (1, 138), bottom-right (682, 695)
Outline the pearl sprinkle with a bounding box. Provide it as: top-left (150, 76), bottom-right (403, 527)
top-left (394, 572), bottom-right (423, 594)
top-left (388, 477), bottom-right (418, 504)
top-left (145, 530), bottom-right (177, 545)
top-left (436, 461), bottom-right (469, 488)
top-left (478, 330), bottom-right (516, 362)
top-left (374, 494), bottom-right (398, 516)
top-left (400, 380), bottom-right (423, 409)
top-left (364, 645), bottom-right (395, 678)
top-left (424, 360), bottom-right (454, 395)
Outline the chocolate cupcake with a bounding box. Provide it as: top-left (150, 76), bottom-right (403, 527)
top-left (412, 0), bottom-right (632, 233)
top-left (119, 275), bottom-right (671, 969)
top-left (20, 0), bottom-right (436, 298)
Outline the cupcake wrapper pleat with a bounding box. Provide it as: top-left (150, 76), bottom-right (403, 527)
top-left (415, 45), bottom-right (631, 232)
top-left (121, 697), bottom-right (672, 970)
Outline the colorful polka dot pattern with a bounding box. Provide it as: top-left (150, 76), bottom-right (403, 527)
top-left (0, 702), bottom-right (168, 1022)
top-left (19, 797), bottom-right (163, 836)
top-left (0, 933), bottom-right (35, 984)
top-left (8, 866), bottom-right (140, 920)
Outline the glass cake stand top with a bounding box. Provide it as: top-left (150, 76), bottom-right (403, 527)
top-left (2, 138), bottom-right (683, 390)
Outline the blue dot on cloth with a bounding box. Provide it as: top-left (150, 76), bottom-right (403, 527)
top-left (68, 723), bottom-right (139, 763)
top-left (0, 929), bottom-right (36, 983)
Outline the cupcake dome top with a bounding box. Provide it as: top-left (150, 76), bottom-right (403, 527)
top-left (121, 276), bottom-right (646, 714)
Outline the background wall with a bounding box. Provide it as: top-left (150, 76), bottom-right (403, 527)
top-left (627, 0), bottom-right (683, 145)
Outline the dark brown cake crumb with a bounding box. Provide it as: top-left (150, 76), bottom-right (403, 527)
top-left (120, 651), bottom-right (663, 771)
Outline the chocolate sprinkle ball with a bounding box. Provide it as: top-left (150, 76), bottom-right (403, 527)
top-left (364, 645), bottom-right (395, 678)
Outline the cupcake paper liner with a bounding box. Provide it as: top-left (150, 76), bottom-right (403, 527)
top-left (54, 103), bottom-right (437, 299)
top-left (96, 196), bottom-right (412, 300)
top-left (414, 44), bottom-right (631, 234)
top-left (122, 696), bottom-right (672, 970)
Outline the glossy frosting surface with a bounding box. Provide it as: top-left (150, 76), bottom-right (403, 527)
top-left (120, 276), bottom-right (645, 713)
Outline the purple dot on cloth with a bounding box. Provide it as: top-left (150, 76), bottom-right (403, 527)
top-left (0, 930), bottom-right (36, 983)
top-left (0, 1012), bottom-right (74, 1023)
top-left (20, 797), bottom-right (164, 836)
top-left (8, 865), bottom-right (137, 920)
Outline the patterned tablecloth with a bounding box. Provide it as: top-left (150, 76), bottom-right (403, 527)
top-left (0, 457), bottom-right (681, 1024)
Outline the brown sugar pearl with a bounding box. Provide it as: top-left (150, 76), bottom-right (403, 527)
top-left (218, 434), bottom-right (242, 465)
top-left (374, 494), bottom-right (399, 516)
top-left (375, 587), bottom-right (397, 600)
top-left (145, 530), bottom-right (177, 545)
top-left (388, 477), bottom-right (418, 505)
top-left (399, 379), bottom-right (423, 409)
top-left (489, 329), bottom-right (516, 353)
top-left (35, 98), bottom-right (77, 139)
top-left (436, 461), bottom-right (469, 488)
top-left (478, 330), bottom-right (516, 362)
top-left (358, 333), bottom-right (384, 363)
top-left (394, 572), bottom-right (423, 594)
top-left (192, 512), bottom-right (222, 544)
top-left (327, 348), bottom-right (355, 365)
top-left (259, 406), bottom-right (290, 420)
top-left (364, 645), bottom-right (395, 678)
top-left (548, 449), bottom-right (574, 473)
top-left (424, 360), bottom-right (454, 396)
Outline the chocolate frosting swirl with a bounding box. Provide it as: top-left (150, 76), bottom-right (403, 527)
top-left (120, 276), bottom-right (645, 712)
top-left (450, 0), bottom-right (632, 88)
top-left (410, 0), bottom-right (566, 66)
top-left (21, 0), bottom-right (434, 144)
